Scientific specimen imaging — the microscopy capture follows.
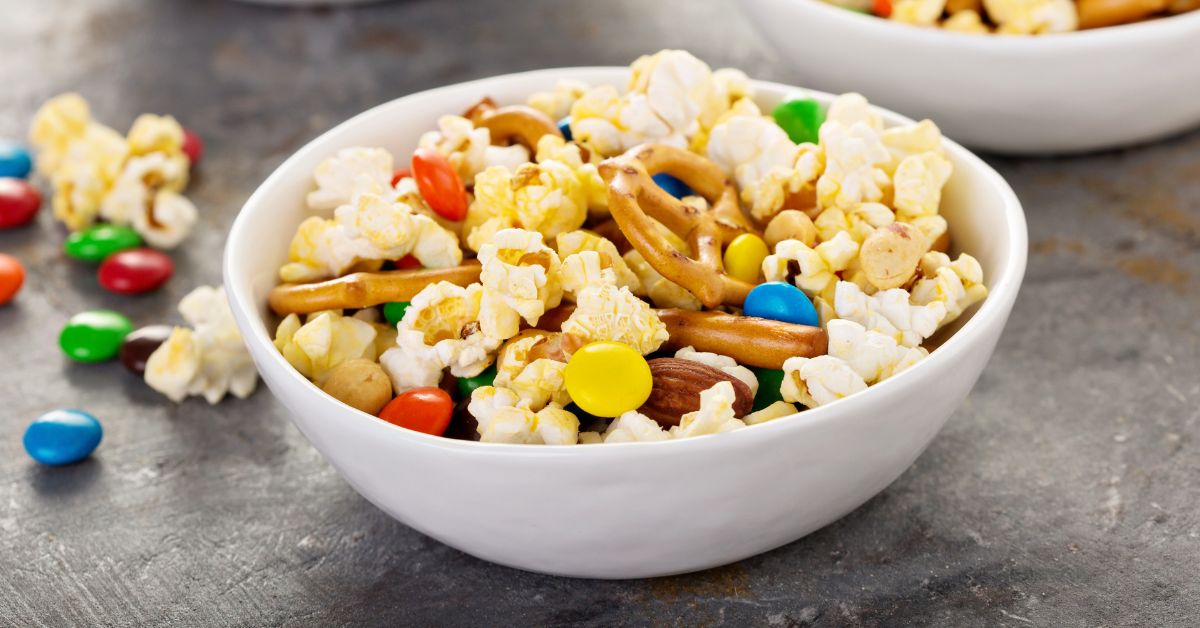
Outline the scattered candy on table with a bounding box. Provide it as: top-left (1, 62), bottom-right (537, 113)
top-left (119, 324), bottom-right (174, 375)
top-left (0, 178), bottom-right (41, 228)
top-left (97, 247), bottom-right (174, 295)
top-left (0, 253), bottom-right (24, 305)
top-left (0, 140), bottom-right (33, 179)
top-left (59, 310), bottom-right (134, 363)
top-left (23, 409), bottom-right (103, 466)
top-left (64, 223), bottom-right (143, 262)
top-left (262, 50), bottom-right (988, 445)
top-left (181, 128), bottom-right (203, 165)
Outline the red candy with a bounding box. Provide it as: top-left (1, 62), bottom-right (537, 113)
top-left (872, 0), bottom-right (893, 16)
top-left (0, 253), bottom-right (23, 305)
top-left (378, 387), bottom-right (454, 436)
top-left (395, 254), bottom-right (422, 270)
top-left (411, 148), bottom-right (468, 221)
top-left (182, 128), bottom-right (204, 166)
top-left (391, 168), bottom-right (411, 187)
top-left (0, 178), bottom-right (41, 229)
top-left (97, 248), bottom-right (173, 295)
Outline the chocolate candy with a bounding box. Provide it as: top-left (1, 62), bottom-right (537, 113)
top-left (455, 364), bottom-right (496, 399)
top-left (24, 409), bottom-right (103, 466)
top-left (64, 224), bottom-right (143, 263)
top-left (0, 178), bottom-right (41, 228)
top-left (749, 367), bottom-right (786, 411)
top-left (772, 98), bottom-right (824, 145)
top-left (59, 310), bottom-right (134, 363)
top-left (0, 253), bottom-right (23, 306)
top-left (181, 128), bottom-right (203, 166)
top-left (0, 140), bottom-right (32, 179)
top-left (97, 248), bottom-right (173, 295)
top-left (652, 172), bottom-right (693, 199)
top-left (444, 400), bottom-right (481, 441)
top-left (564, 341), bottom-right (653, 418)
top-left (557, 117), bottom-right (573, 141)
top-left (743, 282), bottom-right (819, 327)
top-left (382, 301), bottom-right (410, 326)
top-left (119, 325), bottom-right (173, 375)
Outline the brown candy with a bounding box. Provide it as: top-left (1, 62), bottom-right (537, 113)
top-left (119, 325), bottom-right (174, 376)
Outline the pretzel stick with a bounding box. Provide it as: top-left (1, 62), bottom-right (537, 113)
top-left (1078, 0), bottom-right (1167, 27)
top-left (600, 144), bottom-right (757, 308)
top-left (464, 98), bottom-right (562, 151)
top-left (268, 261), bottom-right (482, 315)
top-left (535, 305), bottom-right (826, 369)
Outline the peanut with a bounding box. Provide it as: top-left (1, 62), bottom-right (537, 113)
top-left (859, 222), bottom-right (927, 290)
top-left (321, 358), bottom-right (393, 415)
top-left (764, 210), bottom-right (818, 249)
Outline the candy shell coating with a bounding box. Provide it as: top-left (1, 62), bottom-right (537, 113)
top-left (557, 117), bottom-right (573, 141)
top-left (64, 224), bottom-right (143, 262)
top-left (97, 248), bottom-right (173, 295)
top-left (59, 310), bottom-right (134, 363)
top-left (564, 341), bottom-right (653, 418)
top-left (749, 367), bottom-right (786, 411)
top-left (723, 233), bottom-right (769, 284)
top-left (456, 364), bottom-right (496, 399)
top-left (772, 98), bottom-right (825, 145)
top-left (743, 282), bottom-right (820, 327)
top-left (119, 325), bottom-right (174, 375)
top-left (23, 409), bottom-right (102, 466)
top-left (0, 253), bottom-right (23, 305)
top-left (0, 141), bottom-right (32, 179)
top-left (382, 301), bottom-right (410, 326)
top-left (0, 178), bottom-right (41, 228)
top-left (379, 387), bottom-right (454, 436)
top-left (181, 128), bottom-right (203, 165)
top-left (411, 148), bottom-right (468, 221)
top-left (652, 173), bottom-right (693, 199)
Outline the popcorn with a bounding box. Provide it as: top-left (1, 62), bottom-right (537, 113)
top-left (28, 93), bottom-right (92, 176)
top-left (984, 0), bottom-right (1077, 34)
top-left (535, 136), bottom-right (607, 214)
top-left (464, 160), bottom-right (591, 252)
top-left (911, 252), bottom-right (988, 327)
top-left (674, 346), bottom-right (758, 396)
top-left (893, 152), bottom-right (953, 221)
top-left (146, 286), bottom-right (258, 404)
top-left (556, 230), bottom-right (639, 292)
top-left (834, 281), bottom-right (946, 347)
top-left (274, 309), bottom-right (378, 385)
top-left (669, 381), bottom-right (747, 438)
top-left (561, 284), bottom-right (669, 355)
top-left (603, 411), bottom-right (670, 443)
top-left (386, 282), bottom-right (502, 384)
top-left (623, 248), bottom-right (702, 310)
top-left (306, 147), bottom-right (394, 212)
top-left (101, 152), bottom-right (197, 249)
top-left (494, 333), bottom-right (571, 410)
top-left (825, 93), bottom-right (883, 131)
top-left (50, 124), bottom-right (130, 231)
top-left (743, 401), bottom-right (799, 426)
top-left (881, 119), bottom-right (945, 174)
top-left (126, 114), bottom-right (186, 159)
top-left (577, 431), bottom-right (604, 444)
top-left (468, 387), bottom-right (579, 444)
top-left (477, 228), bottom-right (563, 327)
top-left (707, 114), bottom-right (824, 221)
top-left (762, 232), bottom-right (860, 302)
top-left (826, 319), bottom-right (928, 384)
top-left (528, 79), bottom-right (590, 120)
top-left (813, 202), bottom-right (894, 245)
top-left (418, 114), bottom-right (530, 185)
top-left (781, 355), bottom-right (867, 408)
top-left (560, 250), bottom-right (618, 297)
top-left (892, 0), bottom-right (950, 24)
top-left (816, 118), bottom-right (891, 211)
top-left (942, 9), bottom-right (991, 32)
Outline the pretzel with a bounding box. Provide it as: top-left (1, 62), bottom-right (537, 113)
top-left (1077, 0), bottom-right (1167, 27)
top-left (535, 305), bottom-right (826, 369)
top-left (268, 261), bottom-right (482, 315)
top-left (599, 144), bottom-right (758, 309)
top-left (463, 97), bottom-right (562, 151)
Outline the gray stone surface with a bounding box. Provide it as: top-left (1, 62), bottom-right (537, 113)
top-left (2, 0), bottom-right (1198, 625)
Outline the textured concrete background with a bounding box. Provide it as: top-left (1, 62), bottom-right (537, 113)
top-left (2, 1), bottom-right (1199, 626)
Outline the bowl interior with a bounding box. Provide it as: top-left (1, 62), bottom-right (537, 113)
top-left (225, 67), bottom-right (1026, 444)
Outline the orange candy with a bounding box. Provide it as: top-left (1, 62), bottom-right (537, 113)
top-left (378, 386), bottom-right (454, 436)
top-left (411, 148), bottom-right (468, 221)
top-left (872, 0), bottom-right (893, 16)
top-left (0, 253), bottom-right (23, 305)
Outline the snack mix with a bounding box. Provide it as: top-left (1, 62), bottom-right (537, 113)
top-left (828, 0), bottom-right (1198, 33)
top-left (267, 50), bottom-right (988, 445)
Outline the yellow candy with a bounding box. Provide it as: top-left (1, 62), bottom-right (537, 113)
top-left (564, 341), bottom-right (653, 418)
top-left (723, 233), bottom-right (769, 284)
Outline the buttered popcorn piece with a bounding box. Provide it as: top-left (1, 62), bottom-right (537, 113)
top-left (494, 333), bottom-right (571, 410)
top-left (101, 152), bottom-right (197, 248)
top-left (382, 282), bottom-right (503, 390)
top-left (892, 0), bottom-right (950, 24)
top-left (418, 115), bottom-right (529, 185)
top-left (527, 79), bottom-right (590, 121)
top-left (126, 113), bottom-right (186, 160)
top-left (881, 119), bottom-right (945, 174)
top-left (743, 401), bottom-right (799, 426)
top-left (834, 281), bottom-right (946, 348)
top-left (762, 231), bottom-right (860, 302)
top-left (29, 93), bottom-right (93, 176)
top-left (467, 386), bottom-right (579, 444)
top-left (893, 152), bottom-right (953, 221)
top-left (623, 248), bottom-right (702, 310)
top-left (561, 283), bottom-right (669, 355)
top-left (560, 250), bottom-right (618, 298)
top-left (781, 355), bottom-right (868, 408)
top-left (603, 411), bottom-right (670, 443)
top-left (674, 346), bottom-right (758, 396)
top-left (813, 202), bottom-right (894, 245)
top-left (942, 9), bottom-right (991, 33)
top-left (535, 136), bottom-right (607, 214)
top-left (306, 147), bottom-right (394, 212)
top-left (911, 252), bottom-right (988, 327)
top-left (464, 160), bottom-right (591, 252)
top-left (826, 319), bottom-right (928, 384)
top-left (477, 228), bottom-right (563, 327)
top-left (50, 123), bottom-right (130, 231)
top-left (817, 119), bottom-right (891, 211)
top-left (146, 286), bottom-right (258, 404)
top-left (556, 230), bottom-right (639, 292)
top-left (984, 0), bottom-right (1077, 34)
top-left (274, 309), bottom-right (378, 385)
top-left (707, 112), bottom-right (824, 221)
top-left (669, 381), bottom-right (747, 439)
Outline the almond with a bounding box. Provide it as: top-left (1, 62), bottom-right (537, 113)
top-left (638, 358), bottom-right (753, 427)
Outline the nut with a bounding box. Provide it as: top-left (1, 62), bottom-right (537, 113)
top-left (321, 358), bottom-right (393, 415)
top-left (638, 358), bottom-right (753, 426)
top-left (859, 222), bottom-right (926, 290)
top-left (764, 209), bottom-right (818, 249)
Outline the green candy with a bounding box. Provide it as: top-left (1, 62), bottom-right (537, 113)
top-left (64, 224), bottom-right (143, 263)
top-left (59, 310), bottom-right (134, 363)
top-left (773, 98), bottom-right (825, 145)
top-left (456, 364), bottom-right (496, 399)
top-left (749, 367), bottom-right (786, 412)
top-left (382, 301), bottom-right (411, 327)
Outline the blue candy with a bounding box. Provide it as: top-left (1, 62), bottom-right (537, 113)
top-left (0, 141), bottom-right (32, 179)
top-left (23, 410), bottom-right (103, 466)
top-left (652, 173), bottom-right (693, 199)
top-left (743, 282), bottom-right (819, 327)
top-left (557, 117), bottom-right (573, 142)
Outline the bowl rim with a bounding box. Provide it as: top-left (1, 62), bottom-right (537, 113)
top-left (224, 66), bottom-right (1028, 456)
top-left (754, 0), bottom-right (1200, 48)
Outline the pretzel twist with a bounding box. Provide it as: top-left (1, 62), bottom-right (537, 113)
top-left (464, 98), bottom-right (562, 151)
top-left (268, 262), bottom-right (482, 316)
top-left (599, 144), bottom-right (757, 309)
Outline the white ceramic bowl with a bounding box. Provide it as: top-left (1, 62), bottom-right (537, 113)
top-left (224, 68), bottom-right (1027, 579)
top-left (739, 0), bottom-right (1200, 154)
